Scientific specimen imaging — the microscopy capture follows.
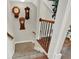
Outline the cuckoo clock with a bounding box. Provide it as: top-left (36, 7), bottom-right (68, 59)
top-left (12, 6), bottom-right (20, 18)
top-left (25, 7), bottom-right (30, 20)
top-left (19, 17), bottom-right (25, 30)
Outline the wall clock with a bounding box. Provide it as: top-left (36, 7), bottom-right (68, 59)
top-left (19, 17), bottom-right (25, 30)
top-left (12, 6), bottom-right (20, 18)
top-left (25, 7), bottom-right (30, 20)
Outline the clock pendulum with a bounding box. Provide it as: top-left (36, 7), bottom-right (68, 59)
top-left (19, 17), bottom-right (25, 30)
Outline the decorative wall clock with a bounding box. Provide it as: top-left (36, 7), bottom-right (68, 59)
top-left (25, 7), bottom-right (30, 20)
top-left (12, 6), bottom-right (20, 18)
top-left (19, 17), bottom-right (25, 30)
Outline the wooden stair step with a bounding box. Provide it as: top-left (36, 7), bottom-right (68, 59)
top-left (37, 37), bottom-right (51, 53)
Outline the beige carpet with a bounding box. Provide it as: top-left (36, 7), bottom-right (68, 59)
top-left (15, 42), bottom-right (35, 53)
top-left (13, 42), bottom-right (47, 59)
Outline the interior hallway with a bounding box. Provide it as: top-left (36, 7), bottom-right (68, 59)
top-left (7, 0), bottom-right (71, 59)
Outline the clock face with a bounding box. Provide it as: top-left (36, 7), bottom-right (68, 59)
top-left (21, 21), bottom-right (24, 24)
top-left (14, 8), bottom-right (19, 13)
top-left (26, 10), bottom-right (29, 12)
top-left (12, 6), bottom-right (20, 14)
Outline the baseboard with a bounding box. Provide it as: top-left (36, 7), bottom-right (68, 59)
top-left (15, 40), bottom-right (35, 44)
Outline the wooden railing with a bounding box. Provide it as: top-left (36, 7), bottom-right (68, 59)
top-left (7, 32), bottom-right (14, 39)
top-left (38, 18), bottom-right (55, 53)
top-left (39, 18), bottom-right (55, 38)
top-left (39, 18), bottom-right (55, 23)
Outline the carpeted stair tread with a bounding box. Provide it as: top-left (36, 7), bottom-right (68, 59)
top-left (13, 42), bottom-right (46, 59)
top-left (15, 42), bottom-right (35, 53)
top-left (13, 50), bottom-right (45, 59)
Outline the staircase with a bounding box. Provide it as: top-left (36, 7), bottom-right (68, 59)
top-left (37, 37), bottom-right (51, 53)
top-left (12, 42), bottom-right (48, 59)
top-left (37, 18), bottom-right (55, 53)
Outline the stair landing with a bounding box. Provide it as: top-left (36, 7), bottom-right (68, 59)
top-left (13, 42), bottom-right (48, 59)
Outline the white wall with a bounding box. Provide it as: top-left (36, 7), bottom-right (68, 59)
top-left (43, 0), bottom-right (53, 12)
top-left (7, 37), bottom-right (15, 59)
top-left (35, 0), bottom-right (41, 39)
top-left (10, 0), bottom-right (38, 7)
top-left (10, 1), bottom-right (37, 42)
top-left (7, 1), bottom-right (15, 59)
top-left (39, 0), bottom-right (52, 19)
top-left (7, 0), bottom-right (14, 36)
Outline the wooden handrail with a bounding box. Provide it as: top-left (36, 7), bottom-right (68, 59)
top-left (39, 18), bottom-right (55, 23)
top-left (7, 32), bottom-right (14, 39)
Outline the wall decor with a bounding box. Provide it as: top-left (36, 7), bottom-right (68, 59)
top-left (19, 17), bottom-right (25, 30)
top-left (12, 6), bottom-right (20, 18)
top-left (25, 7), bottom-right (30, 20)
